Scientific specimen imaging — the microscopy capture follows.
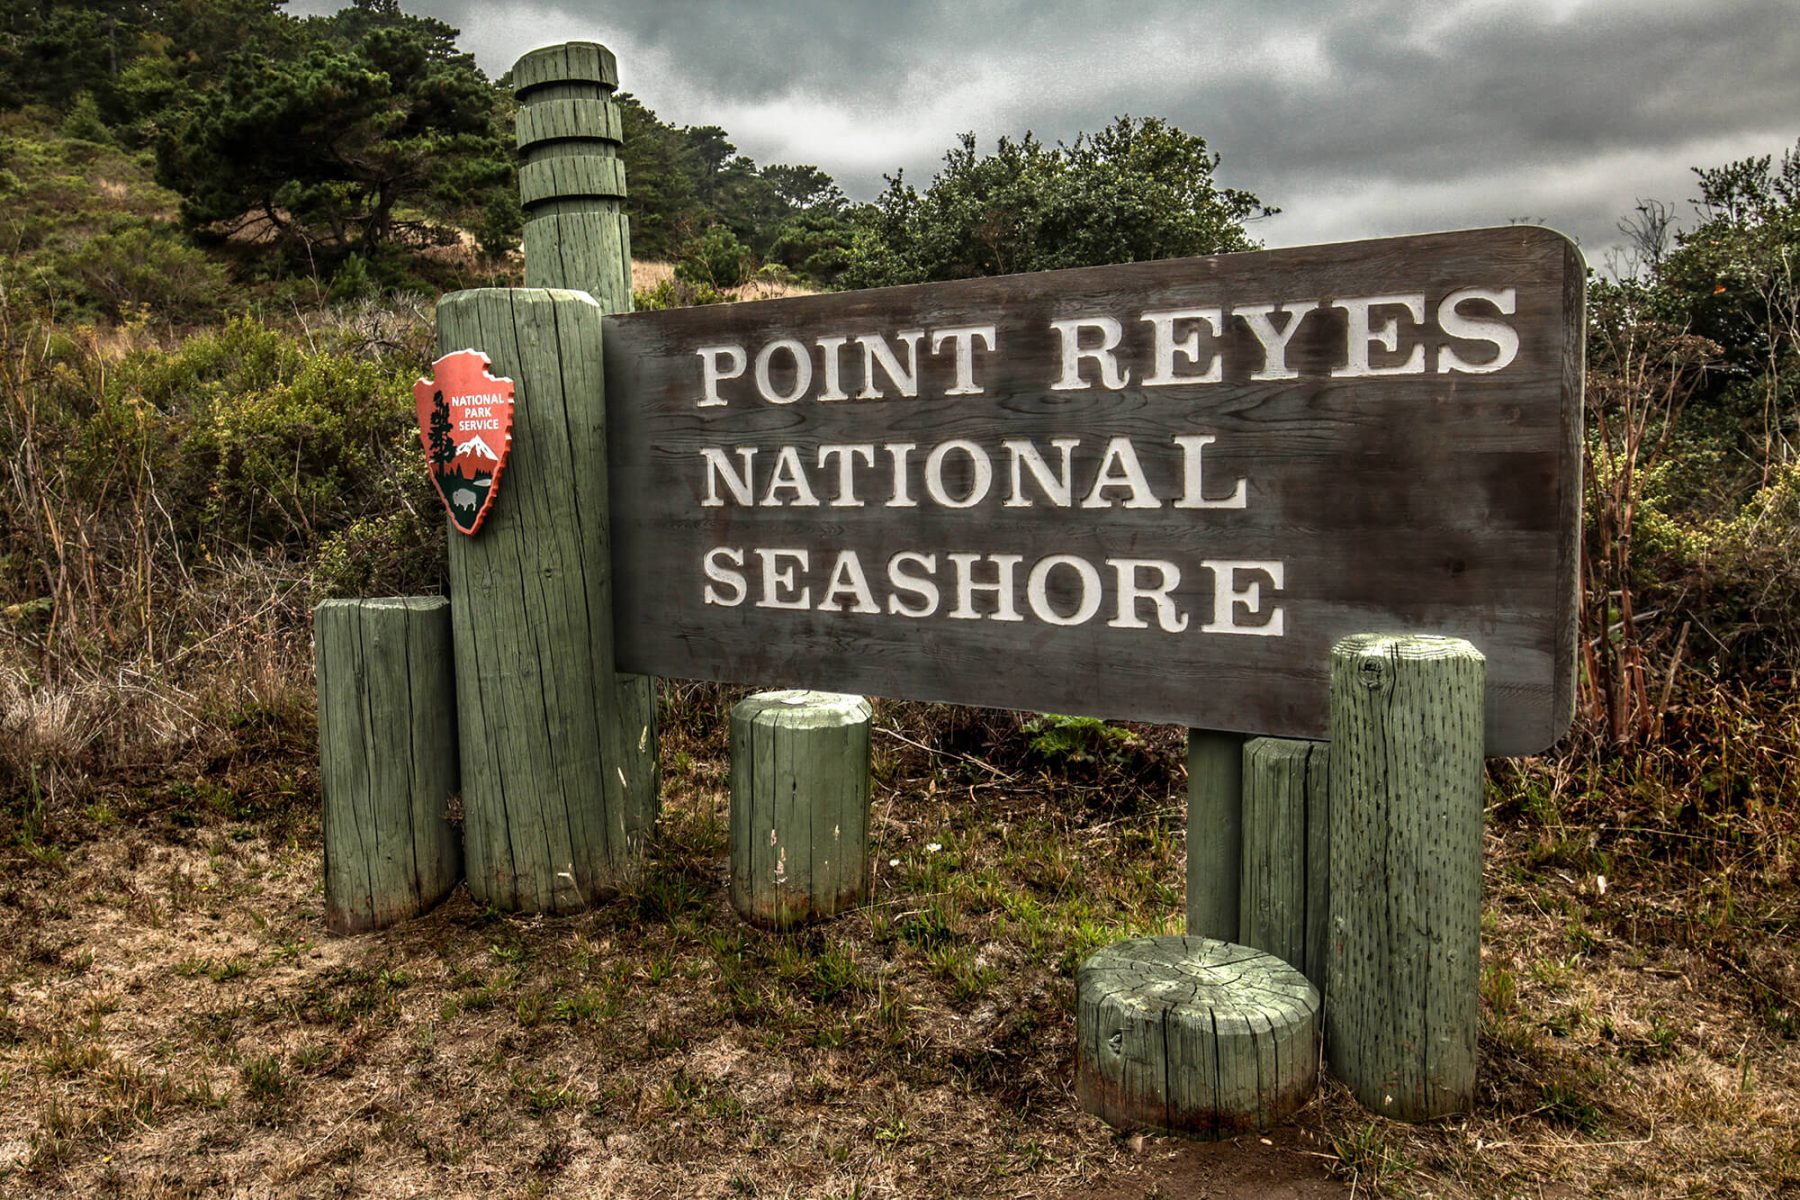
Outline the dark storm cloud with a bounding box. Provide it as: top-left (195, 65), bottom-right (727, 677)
top-left (293, 0), bottom-right (1800, 259)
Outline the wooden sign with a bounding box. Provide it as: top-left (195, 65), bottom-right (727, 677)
top-left (415, 349), bottom-right (515, 536)
top-left (603, 227), bottom-right (1582, 754)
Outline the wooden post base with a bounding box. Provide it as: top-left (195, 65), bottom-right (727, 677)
top-left (314, 597), bottom-right (462, 934)
top-left (1076, 935), bottom-right (1319, 1138)
top-left (729, 690), bottom-right (872, 930)
top-left (1240, 737), bottom-right (1330, 992)
top-left (1326, 633), bottom-right (1485, 1121)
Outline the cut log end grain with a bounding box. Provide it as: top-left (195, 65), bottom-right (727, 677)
top-left (1076, 935), bottom-right (1319, 1139)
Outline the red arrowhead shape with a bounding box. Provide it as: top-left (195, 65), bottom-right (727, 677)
top-left (414, 349), bottom-right (516, 537)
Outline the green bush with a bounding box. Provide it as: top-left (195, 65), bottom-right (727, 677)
top-left (49, 222), bottom-right (227, 322)
top-left (59, 93), bottom-right (109, 144)
top-left (676, 226), bottom-right (753, 290)
top-left (633, 276), bottom-right (733, 311)
top-left (1687, 463), bottom-right (1800, 668)
top-left (327, 252), bottom-right (374, 304)
top-left (312, 510), bottom-right (445, 602)
top-left (127, 318), bottom-right (419, 552)
top-left (1022, 714), bottom-right (1138, 766)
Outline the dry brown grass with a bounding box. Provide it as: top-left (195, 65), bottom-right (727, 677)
top-left (0, 676), bottom-right (1796, 1197)
top-left (631, 258), bottom-right (816, 303)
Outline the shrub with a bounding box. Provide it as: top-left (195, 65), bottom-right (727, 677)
top-left (327, 252), bottom-right (374, 304)
top-left (128, 318), bottom-right (419, 552)
top-left (49, 222), bottom-right (228, 323)
top-left (312, 510), bottom-right (445, 603)
top-left (634, 276), bottom-right (733, 310)
top-left (676, 226), bottom-right (753, 290)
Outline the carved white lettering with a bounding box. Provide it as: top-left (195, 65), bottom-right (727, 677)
top-left (1050, 317), bottom-right (1131, 390)
top-left (1332, 294), bottom-right (1426, 377)
top-left (819, 550), bottom-right (880, 613)
top-left (754, 548), bottom-right (811, 610)
top-left (1002, 437), bottom-right (1079, 508)
top-left (702, 546), bottom-right (746, 606)
top-left (1027, 555), bottom-right (1103, 626)
top-left (947, 554), bottom-right (1024, 621)
top-left (1437, 287), bottom-right (1520, 374)
top-left (700, 447), bottom-right (756, 507)
top-left (1235, 301), bottom-right (1320, 380)
top-left (816, 335), bottom-right (850, 400)
top-left (924, 439), bottom-right (993, 508)
top-left (1172, 435), bottom-right (1247, 509)
top-left (1081, 437), bottom-right (1161, 509)
top-left (817, 444), bottom-right (876, 507)
top-left (886, 552), bottom-right (940, 617)
top-left (760, 445), bottom-right (821, 507)
top-left (1142, 308), bottom-right (1224, 385)
top-left (1106, 559), bottom-right (1190, 632)
top-left (696, 344), bottom-right (746, 407)
top-left (930, 325), bottom-right (997, 396)
top-left (856, 330), bottom-right (923, 399)
top-left (1200, 560), bottom-right (1285, 635)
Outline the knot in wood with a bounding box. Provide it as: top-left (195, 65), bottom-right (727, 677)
top-left (1357, 655), bottom-right (1391, 690)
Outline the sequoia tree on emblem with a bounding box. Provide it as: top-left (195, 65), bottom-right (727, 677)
top-left (413, 349), bottom-right (516, 536)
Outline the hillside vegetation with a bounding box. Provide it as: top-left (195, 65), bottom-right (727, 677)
top-left (0, 3), bottom-right (1797, 1196)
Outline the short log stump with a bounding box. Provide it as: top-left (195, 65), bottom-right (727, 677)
top-left (1076, 935), bottom-right (1319, 1137)
top-left (729, 690), bottom-right (872, 929)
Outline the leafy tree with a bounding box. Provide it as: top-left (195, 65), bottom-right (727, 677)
top-left (762, 163), bottom-right (843, 212)
top-left (0, 0), bottom-right (296, 136)
top-left (615, 92), bottom-right (704, 261)
top-left (154, 0), bottom-right (512, 257)
top-left (841, 117), bottom-right (1273, 288)
top-left (1657, 139), bottom-right (1800, 461)
top-left (0, 0), bottom-right (154, 111)
top-left (766, 205), bottom-right (858, 286)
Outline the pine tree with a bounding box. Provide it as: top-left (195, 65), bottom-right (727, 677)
top-left (429, 391), bottom-right (455, 469)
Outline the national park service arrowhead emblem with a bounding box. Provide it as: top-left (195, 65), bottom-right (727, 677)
top-left (415, 349), bottom-right (515, 536)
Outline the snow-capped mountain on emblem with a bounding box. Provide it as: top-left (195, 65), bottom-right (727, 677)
top-left (413, 349), bottom-right (516, 536)
top-left (455, 434), bottom-right (500, 463)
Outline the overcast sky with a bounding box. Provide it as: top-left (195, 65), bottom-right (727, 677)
top-left (295, 0), bottom-right (1799, 267)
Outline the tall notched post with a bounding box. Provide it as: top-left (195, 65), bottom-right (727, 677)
top-left (431, 41), bottom-right (658, 913)
top-left (514, 42), bottom-right (634, 309)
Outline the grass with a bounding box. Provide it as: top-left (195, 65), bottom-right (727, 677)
top-left (0, 683), bottom-right (1794, 1197)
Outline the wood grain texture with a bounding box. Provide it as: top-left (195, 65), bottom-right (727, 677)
top-left (514, 43), bottom-right (631, 308)
top-left (1185, 729), bottom-right (1246, 941)
top-left (1076, 935), bottom-right (1319, 1138)
top-left (1240, 737), bottom-right (1330, 992)
top-left (437, 289), bottom-right (657, 913)
top-left (729, 690), bottom-right (872, 929)
top-left (314, 597), bottom-right (462, 934)
top-left (515, 97), bottom-right (623, 150)
top-left (602, 227), bottom-right (1584, 754)
top-left (512, 41), bottom-right (617, 93)
top-left (1324, 634), bottom-right (1484, 1121)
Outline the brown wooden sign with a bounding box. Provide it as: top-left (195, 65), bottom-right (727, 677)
top-left (603, 227), bottom-right (1583, 754)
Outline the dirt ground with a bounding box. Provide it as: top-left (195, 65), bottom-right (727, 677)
top-left (1, 698), bottom-right (1795, 1198)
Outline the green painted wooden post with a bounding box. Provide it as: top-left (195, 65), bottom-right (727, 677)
top-left (514, 42), bottom-right (633, 309)
top-left (729, 690), bottom-right (872, 930)
top-left (1240, 737), bottom-right (1330, 992)
top-left (1076, 935), bottom-right (1319, 1138)
top-left (511, 40), bottom-right (660, 859)
top-left (314, 597), bottom-right (461, 934)
top-left (437, 289), bottom-right (655, 912)
top-left (1325, 634), bottom-right (1485, 1121)
top-left (1186, 730), bottom-right (1246, 940)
